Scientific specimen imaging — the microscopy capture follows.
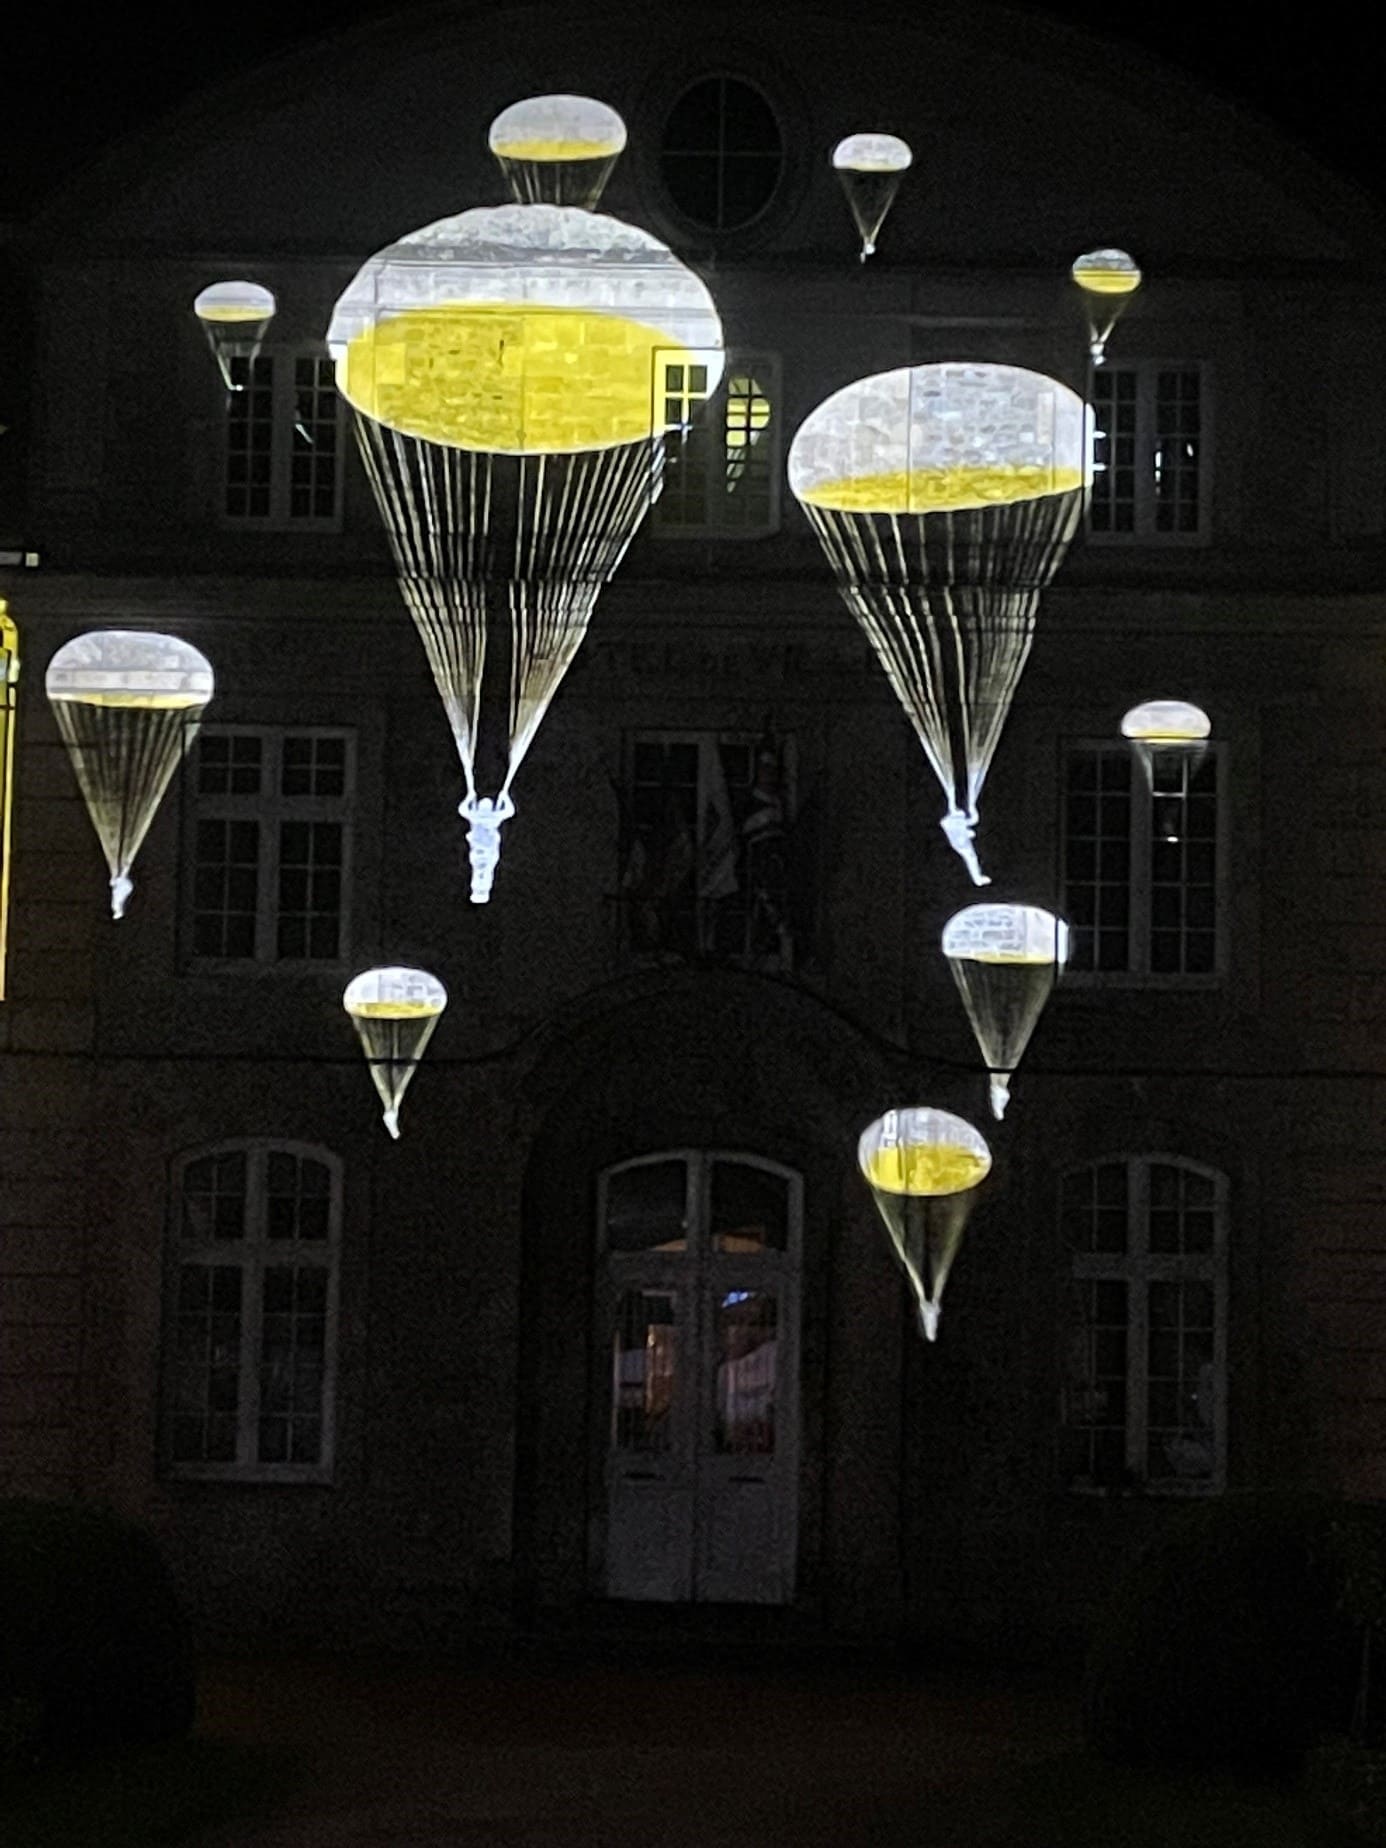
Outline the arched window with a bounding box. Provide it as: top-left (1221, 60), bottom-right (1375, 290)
top-left (163, 1141), bottom-right (341, 1480)
top-left (0, 602), bottom-right (16, 999)
top-left (1060, 1155), bottom-right (1227, 1493)
top-left (659, 76), bottom-right (784, 233)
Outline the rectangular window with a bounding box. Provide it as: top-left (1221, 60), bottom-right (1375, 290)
top-left (1089, 363), bottom-right (1208, 542)
top-left (0, 605), bottom-right (16, 999)
top-left (652, 352), bottom-right (779, 536)
top-left (223, 352), bottom-right (343, 529)
top-left (166, 1143), bottom-right (339, 1480)
top-left (616, 731), bottom-right (798, 970)
top-left (1061, 1158), bottom-right (1227, 1494)
top-left (186, 728), bottom-right (353, 967)
top-left (1061, 744), bottom-right (1221, 979)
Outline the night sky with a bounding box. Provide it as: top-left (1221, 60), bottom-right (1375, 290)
top-left (2, 0), bottom-right (1379, 219)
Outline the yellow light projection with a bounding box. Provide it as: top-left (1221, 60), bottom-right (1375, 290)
top-left (329, 203), bottom-right (722, 902)
top-left (1071, 248), bottom-right (1141, 363)
top-left (343, 966), bottom-right (447, 1139)
top-left (831, 132), bottom-right (912, 261)
top-left (788, 362), bottom-right (1087, 884)
top-left (0, 603), bottom-right (17, 999)
top-left (488, 94), bottom-right (628, 209)
top-left (942, 903), bottom-right (1069, 1119)
top-left (858, 1106), bottom-right (992, 1341)
top-left (193, 280), bottom-right (276, 390)
top-left (45, 631), bottom-right (213, 918)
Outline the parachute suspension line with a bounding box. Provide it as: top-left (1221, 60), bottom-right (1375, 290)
top-left (52, 702), bottom-right (197, 917)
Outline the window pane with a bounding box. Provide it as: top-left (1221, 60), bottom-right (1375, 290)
top-left (711, 1161), bottom-right (788, 1252)
top-left (605, 1160), bottom-right (687, 1252)
top-left (171, 1263), bottom-right (242, 1462)
top-left (1062, 1276), bottom-right (1128, 1486)
top-left (1060, 1162), bottom-right (1128, 1254)
top-left (266, 1152), bottom-right (332, 1240)
top-left (1063, 748), bottom-right (1132, 973)
top-left (181, 1151), bottom-right (248, 1241)
top-left (715, 1289), bottom-right (777, 1454)
top-left (276, 821), bottom-right (343, 962)
top-left (1146, 1279), bottom-right (1216, 1482)
top-left (610, 1289), bottom-right (678, 1452)
top-left (257, 1264), bottom-right (327, 1466)
top-left (193, 819), bottom-right (261, 959)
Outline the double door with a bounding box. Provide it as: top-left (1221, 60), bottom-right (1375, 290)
top-left (597, 1150), bottom-right (801, 1604)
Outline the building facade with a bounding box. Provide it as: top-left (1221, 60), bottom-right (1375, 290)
top-left (1, 0), bottom-right (1384, 1657)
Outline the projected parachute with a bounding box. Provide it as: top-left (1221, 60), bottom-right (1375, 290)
top-left (1121, 698), bottom-right (1211, 785)
top-left (329, 204), bottom-right (722, 901)
top-left (1071, 249), bottom-right (1141, 364)
top-left (46, 630), bottom-right (213, 918)
top-left (942, 903), bottom-right (1069, 1120)
top-left (789, 362), bottom-right (1087, 883)
top-left (832, 133), bottom-right (912, 261)
top-left (343, 965), bottom-right (447, 1139)
top-left (858, 1106), bottom-right (991, 1342)
top-left (193, 281), bottom-right (277, 390)
top-left (488, 94), bottom-right (627, 209)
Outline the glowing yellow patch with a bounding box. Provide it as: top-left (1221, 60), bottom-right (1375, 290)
top-left (863, 1143), bottom-right (989, 1197)
top-left (494, 138), bottom-right (621, 161)
top-left (1073, 268), bottom-right (1141, 296)
top-left (48, 690), bottom-right (207, 710)
top-left (1124, 723), bottom-right (1204, 742)
top-left (348, 999), bottom-right (445, 1019)
top-left (960, 949), bottom-right (1057, 965)
top-left (342, 302), bottom-right (688, 453)
top-left (800, 463), bottom-right (1085, 515)
top-left (196, 305), bottom-right (272, 323)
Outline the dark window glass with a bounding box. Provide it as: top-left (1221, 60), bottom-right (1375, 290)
top-left (661, 77), bottom-right (782, 231)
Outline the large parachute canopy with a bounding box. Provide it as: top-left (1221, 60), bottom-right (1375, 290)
top-left (789, 362), bottom-right (1087, 883)
top-left (858, 1106), bottom-right (992, 1341)
top-left (193, 280), bottom-right (277, 390)
top-left (46, 630), bottom-right (213, 918)
top-left (1070, 248), bottom-right (1141, 365)
top-left (343, 965), bottom-right (448, 1139)
top-left (942, 903), bottom-right (1069, 1120)
top-left (832, 132), bottom-right (912, 261)
top-left (488, 94), bottom-right (628, 209)
top-left (329, 204), bottom-right (723, 901)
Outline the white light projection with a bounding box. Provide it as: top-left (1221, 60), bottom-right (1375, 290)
top-left (832, 133), bottom-right (912, 260)
top-left (1121, 698), bottom-right (1212, 787)
top-left (488, 95), bottom-right (628, 209)
top-left (789, 362), bottom-right (1087, 883)
top-left (329, 204), bottom-right (722, 901)
top-left (858, 1106), bottom-right (992, 1342)
top-left (193, 281), bottom-right (277, 390)
top-left (1071, 249), bottom-right (1141, 364)
top-left (46, 631), bottom-right (213, 918)
top-left (942, 903), bottom-right (1069, 1120)
top-left (343, 966), bottom-right (447, 1138)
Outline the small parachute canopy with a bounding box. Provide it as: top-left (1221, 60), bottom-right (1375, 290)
top-left (942, 903), bottom-right (1069, 1120)
top-left (46, 630), bottom-right (213, 918)
top-left (1120, 698), bottom-right (1211, 744)
top-left (1071, 248), bottom-right (1141, 363)
top-left (343, 966), bottom-right (448, 1140)
top-left (832, 132), bottom-right (913, 261)
top-left (489, 94), bottom-right (627, 208)
top-left (857, 1106), bottom-right (992, 1341)
top-left (193, 280), bottom-right (276, 390)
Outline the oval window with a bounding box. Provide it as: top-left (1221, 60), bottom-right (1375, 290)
top-left (660, 76), bottom-right (783, 232)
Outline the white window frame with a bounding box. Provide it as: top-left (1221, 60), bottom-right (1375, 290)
top-left (162, 1139), bottom-right (342, 1484)
top-left (651, 351), bottom-right (781, 539)
top-left (1061, 1154), bottom-right (1228, 1497)
top-left (183, 725), bottom-right (355, 971)
top-left (220, 347), bottom-right (344, 532)
top-left (1059, 739), bottom-right (1226, 988)
top-left (1086, 360), bottom-right (1212, 547)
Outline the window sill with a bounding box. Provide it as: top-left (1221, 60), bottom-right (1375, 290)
top-left (164, 1465), bottom-right (335, 1486)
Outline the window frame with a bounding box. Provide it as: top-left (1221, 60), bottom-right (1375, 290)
top-left (1059, 738), bottom-right (1227, 988)
top-left (652, 352), bottom-right (781, 540)
top-left (219, 347), bottom-right (345, 533)
top-left (182, 724), bottom-right (355, 972)
top-left (1060, 1154), bottom-right (1229, 1497)
top-left (657, 73), bottom-right (786, 236)
top-left (1086, 359), bottom-right (1212, 548)
top-left (161, 1139), bottom-right (342, 1485)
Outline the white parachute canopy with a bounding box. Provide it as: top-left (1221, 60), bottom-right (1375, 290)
top-left (1121, 697), bottom-right (1211, 789)
top-left (858, 1106), bottom-right (992, 1342)
top-left (329, 203), bottom-right (723, 903)
top-left (193, 280), bottom-right (277, 390)
top-left (788, 362), bottom-right (1087, 883)
top-left (1070, 248), bottom-right (1141, 364)
top-left (46, 630), bottom-right (213, 919)
top-left (343, 966), bottom-right (448, 1139)
top-left (488, 94), bottom-right (628, 209)
top-left (832, 132), bottom-right (912, 261)
top-left (942, 903), bottom-right (1069, 1120)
